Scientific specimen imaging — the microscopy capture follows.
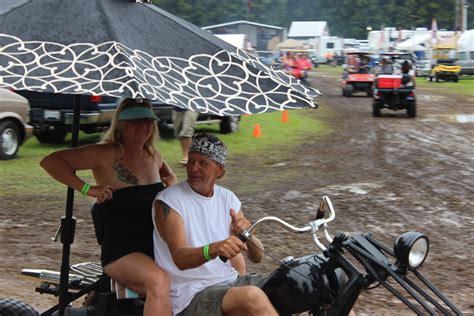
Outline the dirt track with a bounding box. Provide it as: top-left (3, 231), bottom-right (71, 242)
top-left (1, 70), bottom-right (473, 315)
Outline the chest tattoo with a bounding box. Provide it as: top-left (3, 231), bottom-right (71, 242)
top-left (113, 157), bottom-right (139, 185)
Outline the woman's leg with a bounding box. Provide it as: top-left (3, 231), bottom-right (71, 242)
top-left (104, 252), bottom-right (171, 316)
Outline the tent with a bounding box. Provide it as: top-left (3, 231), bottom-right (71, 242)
top-left (458, 30), bottom-right (474, 51)
top-left (396, 34), bottom-right (432, 51)
top-left (276, 39), bottom-right (305, 50)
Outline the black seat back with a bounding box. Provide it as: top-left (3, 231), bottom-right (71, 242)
top-left (91, 203), bottom-right (104, 245)
top-left (402, 74), bottom-right (412, 85)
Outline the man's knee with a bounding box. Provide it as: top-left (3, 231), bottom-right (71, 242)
top-left (224, 286), bottom-right (272, 312)
top-left (147, 267), bottom-right (170, 296)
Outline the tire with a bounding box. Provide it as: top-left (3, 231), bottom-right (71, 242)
top-left (0, 298), bottom-right (39, 316)
top-left (429, 76), bottom-right (433, 82)
top-left (219, 116), bottom-right (240, 134)
top-left (35, 130), bottom-right (67, 144)
top-left (367, 90), bottom-right (373, 97)
top-left (407, 101), bottom-right (417, 118)
top-left (453, 76), bottom-right (459, 83)
top-left (0, 120), bottom-right (20, 160)
top-left (435, 75), bottom-right (439, 82)
top-left (372, 102), bottom-right (381, 117)
top-left (341, 88), bottom-right (346, 97)
top-left (345, 84), bottom-right (353, 97)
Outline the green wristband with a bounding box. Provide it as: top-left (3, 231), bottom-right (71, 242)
top-left (81, 183), bottom-right (91, 196)
top-left (203, 244), bottom-right (212, 261)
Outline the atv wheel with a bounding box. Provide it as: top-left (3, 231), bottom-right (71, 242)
top-left (453, 76), bottom-right (459, 83)
top-left (407, 102), bottom-right (417, 118)
top-left (345, 84), bottom-right (353, 97)
top-left (341, 88), bottom-right (346, 97)
top-left (372, 102), bottom-right (382, 117)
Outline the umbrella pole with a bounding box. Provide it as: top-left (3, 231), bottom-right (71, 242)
top-left (58, 95), bottom-right (81, 316)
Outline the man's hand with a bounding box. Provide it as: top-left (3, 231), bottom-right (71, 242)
top-left (212, 236), bottom-right (245, 259)
top-left (230, 208), bottom-right (250, 236)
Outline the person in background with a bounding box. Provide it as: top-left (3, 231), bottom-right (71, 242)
top-left (173, 106), bottom-right (200, 165)
top-left (153, 132), bottom-right (277, 315)
top-left (295, 53), bottom-right (313, 84)
top-left (377, 57), bottom-right (394, 74)
top-left (41, 98), bottom-right (177, 316)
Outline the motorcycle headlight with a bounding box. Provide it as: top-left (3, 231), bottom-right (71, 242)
top-left (394, 232), bottom-right (429, 269)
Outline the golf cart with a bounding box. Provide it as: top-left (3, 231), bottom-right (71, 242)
top-left (372, 74), bottom-right (416, 117)
top-left (429, 58), bottom-right (460, 82)
top-left (341, 52), bottom-right (375, 97)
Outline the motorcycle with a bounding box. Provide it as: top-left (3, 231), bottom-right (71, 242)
top-left (1, 196), bottom-right (462, 316)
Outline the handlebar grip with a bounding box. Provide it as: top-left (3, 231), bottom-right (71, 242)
top-left (219, 231), bottom-right (250, 263)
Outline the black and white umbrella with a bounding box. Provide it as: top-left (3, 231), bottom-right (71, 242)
top-left (0, 0), bottom-right (319, 115)
top-left (0, 1), bottom-right (320, 314)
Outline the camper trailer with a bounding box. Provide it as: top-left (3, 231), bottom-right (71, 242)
top-left (317, 36), bottom-right (344, 63)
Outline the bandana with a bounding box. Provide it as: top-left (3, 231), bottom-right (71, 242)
top-left (189, 133), bottom-right (227, 165)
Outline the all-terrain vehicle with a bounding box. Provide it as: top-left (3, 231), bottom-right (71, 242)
top-left (372, 74), bottom-right (417, 117)
top-left (429, 58), bottom-right (461, 82)
top-left (341, 52), bottom-right (375, 97)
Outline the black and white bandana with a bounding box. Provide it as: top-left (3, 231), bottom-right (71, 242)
top-left (189, 133), bottom-right (227, 165)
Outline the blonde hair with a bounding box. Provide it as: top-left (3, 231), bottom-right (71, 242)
top-left (101, 98), bottom-right (159, 156)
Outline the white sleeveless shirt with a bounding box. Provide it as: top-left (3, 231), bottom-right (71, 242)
top-left (152, 180), bottom-right (241, 315)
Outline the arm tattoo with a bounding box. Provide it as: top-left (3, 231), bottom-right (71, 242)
top-left (159, 200), bottom-right (172, 220)
top-left (113, 157), bottom-right (139, 185)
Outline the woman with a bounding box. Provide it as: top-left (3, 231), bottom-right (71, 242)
top-left (40, 98), bottom-right (176, 316)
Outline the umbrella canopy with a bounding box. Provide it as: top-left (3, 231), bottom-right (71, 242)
top-left (0, 0), bottom-right (319, 116)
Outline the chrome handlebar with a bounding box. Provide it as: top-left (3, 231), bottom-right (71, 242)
top-left (246, 195), bottom-right (336, 251)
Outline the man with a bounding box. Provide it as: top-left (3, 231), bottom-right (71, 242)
top-left (172, 106), bottom-right (200, 164)
top-left (152, 132), bottom-right (277, 315)
top-left (377, 57), bottom-right (394, 74)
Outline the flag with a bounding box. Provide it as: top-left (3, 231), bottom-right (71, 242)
top-left (431, 17), bottom-right (438, 45)
top-left (379, 25), bottom-right (385, 50)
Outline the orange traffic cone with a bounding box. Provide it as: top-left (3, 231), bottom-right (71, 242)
top-left (281, 110), bottom-right (289, 123)
top-left (253, 123), bottom-right (262, 138)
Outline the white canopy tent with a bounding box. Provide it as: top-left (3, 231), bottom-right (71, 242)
top-left (396, 33), bottom-right (432, 51)
top-left (458, 30), bottom-right (474, 51)
top-left (276, 38), bottom-right (305, 50)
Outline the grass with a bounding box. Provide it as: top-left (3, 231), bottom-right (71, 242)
top-left (316, 64), bottom-right (342, 75)
top-left (415, 76), bottom-right (474, 97)
top-left (0, 109), bottom-right (325, 196)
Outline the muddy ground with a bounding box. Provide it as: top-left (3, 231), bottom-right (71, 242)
top-left (1, 70), bottom-right (473, 315)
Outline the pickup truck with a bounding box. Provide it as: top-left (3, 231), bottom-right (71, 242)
top-left (456, 51), bottom-right (474, 76)
top-left (15, 91), bottom-right (239, 143)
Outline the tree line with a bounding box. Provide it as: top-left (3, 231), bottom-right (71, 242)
top-left (153, 0), bottom-right (473, 39)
